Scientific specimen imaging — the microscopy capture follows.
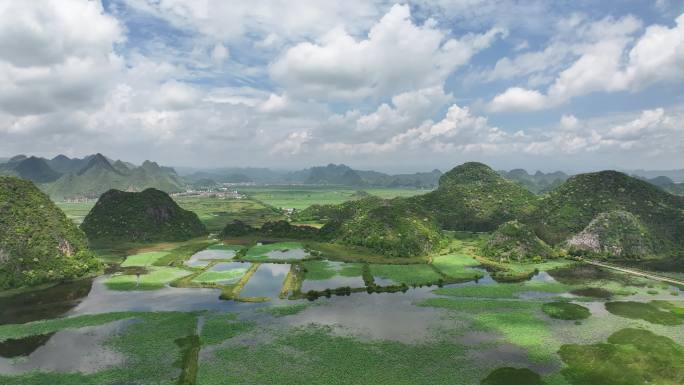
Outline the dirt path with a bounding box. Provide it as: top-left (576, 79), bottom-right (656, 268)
top-left (581, 259), bottom-right (684, 287)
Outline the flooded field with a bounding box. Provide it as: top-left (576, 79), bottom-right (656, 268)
top-left (1, 248), bottom-right (683, 385)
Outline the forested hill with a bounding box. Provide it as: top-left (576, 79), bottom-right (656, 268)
top-left (81, 188), bottom-right (206, 243)
top-left (0, 177), bottom-right (100, 290)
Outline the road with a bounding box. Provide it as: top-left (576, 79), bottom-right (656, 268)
top-left (581, 259), bottom-right (684, 287)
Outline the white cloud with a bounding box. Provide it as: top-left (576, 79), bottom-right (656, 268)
top-left (488, 87), bottom-right (547, 112)
top-left (487, 13), bottom-right (684, 112)
top-left (270, 4), bottom-right (504, 100)
top-left (211, 43), bottom-right (229, 63)
top-left (0, 0), bottom-right (123, 116)
top-left (560, 114), bottom-right (579, 129)
top-left (152, 80), bottom-right (200, 110)
top-left (123, 0), bottom-right (385, 44)
top-left (622, 13), bottom-right (684, 88)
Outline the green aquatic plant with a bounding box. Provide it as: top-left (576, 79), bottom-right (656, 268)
top-left (604, 301), bottom-right (684, 325)
top-left (431, 254), bottom-right (484, 281)
top-left (480, 367), bottom-right (545, 385)
top-left (105, 267), bottom-right (192, 290)
top-left (559, 328), bottom-right (684, 385)
top-left (200, 312), bottom-right (255, 346)
top-left (369, 264), bottom-right (444, 286)
top-left (542, 302), bottom-right (590, 320)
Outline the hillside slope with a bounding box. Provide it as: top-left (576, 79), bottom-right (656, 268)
top-left (415, 162), bottom-right (538, 231)
top-left (81, 188), bottom-right (206, 243)
top-left (529, 171), bottom-right (684, 256)
top-left (44, 155), bottom-right (185, 200)
top-left (320, 197), bottom-right (445, 257)
top-left (565, 210), bottom-right (654, 259)
top-left (0, 177), bottom-right (100, 290)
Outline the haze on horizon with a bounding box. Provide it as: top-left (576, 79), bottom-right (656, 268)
top-left (1, 0), bottom-right (684, 173)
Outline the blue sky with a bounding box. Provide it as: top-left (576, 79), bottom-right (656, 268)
top-left (1, 0), bottom-right (683, 173)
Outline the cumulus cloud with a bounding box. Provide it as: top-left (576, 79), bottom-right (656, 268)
top-left (270, 4), bottom-right (504, 100)
top-left (0, 0), bottom-right (123, 116)
top-left (487, 13), bottom-right (684, 112)
top-left (488, 87), bottom-right (547, 112)
top-left (2, 1), bottom-right (684, 170)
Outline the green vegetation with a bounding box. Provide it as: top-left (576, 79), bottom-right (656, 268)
top-left (320, 196), bottom-right (446, 257)
top-left (221, 263), bottom-right (260, 300)
top-left (421, 296), bottom-right (554, 362)
top-left (175, 195), bottom-right (285, 231)
top-left (198, 325), bottom-right (480, 385)
top-left (604, 301), bottom-right (684, 325)
top-left (431, 254), bottom-right (485, 281)
top-left (0, 156), bottom-right (61, 183)
top-left (499, 168), bottom-right (569, 194)
top-left (481, 367), bottom-right (545, 385)
top-left (542, 302), bottom-right (591, 320)
top-left (54, 201), bottom-right (94, 224)
top-left (529, 171), bottom-right (684, 258)
top-left (369, 264), bottom-right (443, 286)
top-left (105, 266), bottom-right (192, 290)
top-left (559, 328), bottom-right (684, 385)
top-left (121, 251), bottom-right (168, 267)
top-left (81, 188), bottom-right (207, 243)
top-left (0, 312), bottom-right (140, 342)
top-left (434, 280), bottom-right (571, 299)
top-left (416, 162), bottom-right (537, 232)
top-left (243, 185), bottom-right (428, 210)
top-left (192, 268), bottom-right (247, 284)
top-left (565, 210), bottom-right (654, 259)
top-left (0, 176), bottom-right (100, 290)
top-left (302, 260), bottom-right (363, 280)
top-left (43, 154), bottom-right (185, 201)
top-left (200, 312), bottom-right (256, 346)
top-left (482, 220), bottom-right (555, 262)
top-left (153, 240), bottom-right (215, 267)
top-left (570, 287), bottom-right (612, 298)
top-left (241, 241), bottom-right (311, 262)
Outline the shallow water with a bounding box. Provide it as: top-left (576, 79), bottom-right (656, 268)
top-left (201, 262), bottom-right (250, 284)
top-left (185, 249), bottom-right (237, 267)
top-left (0, 280), bottom-right (93, 325)
top-left (68, 276), bottom-right (261, 315)
top-left (301, 276), bottom-right (366, 292)
top-left (209, 262), bottom-right (249, 272)
top-left (0, 319), bottom-right (130, 374)
top-left (263, 248), bottom-right (310, 260)
top-left (2, 258), bottom-right (680, 383)
top-left (238, 264), bottom-right (291, 299)
top-left (283, 287), bottom-right (449, 343)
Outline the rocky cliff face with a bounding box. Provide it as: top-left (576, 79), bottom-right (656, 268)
top-left (565, 210), bottom-right (654, 259)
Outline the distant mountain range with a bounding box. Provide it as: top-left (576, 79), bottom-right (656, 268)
top-left (633, 175), bottom-right (684, 196)
top-left (627, 168), bottom-right (684, 183)
top-left (498, 169), bottom-right (570, 194)
top-left (2, 154), bottom-right (683, 198)
top-left (183, 163), bottom-right (443, 188)
top-left (0, 154), bottom-right (184, 200)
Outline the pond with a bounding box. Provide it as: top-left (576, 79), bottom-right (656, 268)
top-left (263, 248), bottom-right (310, 260)
top-left (193, 262), bottom-right (250, 285)
top-left (238, 264), bottom-right (291, 299)
top-left (0, 319), bottom-right (130, 374)
top-left (185, 249), bottom-right (237, 267)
